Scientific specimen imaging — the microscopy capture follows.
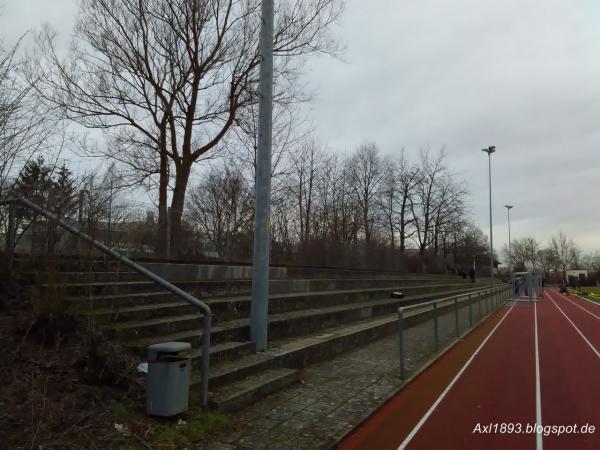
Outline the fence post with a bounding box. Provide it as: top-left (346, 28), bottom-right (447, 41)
top-left (433, 302), bottom-right (439, 351)
top-left (200, 313), bottom-right (211, 408)
top-left (469, 294), bottom-right (473, 327)
top-left (398, 307), bottom-right (405, 379)
top-left (454, 297), bottom-right (459, 337)
top-left (478, 291), bottom-right (482, 319)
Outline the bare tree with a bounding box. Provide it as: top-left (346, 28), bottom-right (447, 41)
top-left (287, 138), bottom-right (327, 248)
top-left (377, 160), bottom-right (399, 248)
top-left (430, 175), bottom-right (467, 256)
top-left (187, 162), bottom-right (254, 259)
top-left (312, 152), bottom-right (358, 243)
top-left (347, 142), bottom-right (384, 245)
top-left (376, 151), bottom-right (421, 250)
top-left (580, 252), bottom-right (600, 273)
top-left (79, 162), bottom-right (136, 249)
top-left (31, 0), bottom-right (343, 255)
top-left (503, 237), bottom-right (540, 271)
top-left (537, 247), bottom-right (557, 279)
top-left (394, 151), bottom-right (421, 252)
top-left (451, 221), bottom-right (488, 268)
top-left (550, 231), bottom-right (579, 275)
top-left (0, 36), bottom-right (59, 200)
top-left (411, 148), bottom-right (447, 255)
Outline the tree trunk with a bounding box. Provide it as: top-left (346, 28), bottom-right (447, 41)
top-left (169, 161), bottom-right (192, 256)
top-left (157, 149), bottom-right (169, 258)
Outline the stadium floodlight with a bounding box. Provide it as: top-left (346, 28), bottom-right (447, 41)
top-left (481, 146), bottom-right (496, 283)
top-left (505, 205), bottom-right (514, 279)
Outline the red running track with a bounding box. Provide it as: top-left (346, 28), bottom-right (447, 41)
top-left (339, 289), bottom-right (600, 450)
top-left (537, 290), bottom-right (600, 449)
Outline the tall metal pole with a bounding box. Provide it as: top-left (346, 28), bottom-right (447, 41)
top-left (250, 0), bottom-right (274, 352)
top-left (481, 146), bottom-right (496, 283)
top-left (505, 205), bottom-right (513, 279)
top-left (488, 153), bottom-right (493, 282)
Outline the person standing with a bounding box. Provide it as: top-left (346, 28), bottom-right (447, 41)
top-left (469, 266), bottom-right (476, 283)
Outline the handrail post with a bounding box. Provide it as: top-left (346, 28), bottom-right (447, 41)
top-left (433, 302), bottom-right (438, 351)
top-left (454, 297), bottom-right (459, 337)
top-left (398, 307), bottom-right (405, 379)
top-left (201, 313), bottom-right (211, 408)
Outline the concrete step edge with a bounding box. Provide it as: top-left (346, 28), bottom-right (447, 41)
top-left (207, 368), bottom-right (300, 413)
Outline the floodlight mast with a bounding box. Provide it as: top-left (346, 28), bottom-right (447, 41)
top-left (481, 146), bottom-right (496, 283)
top-left (250, 0), bottom-right (274, 352)
top-left (505, 205), bottom-right (513, 279)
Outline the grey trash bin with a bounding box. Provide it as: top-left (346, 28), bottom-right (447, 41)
top-left (146, 341), bottom-right (192, 416)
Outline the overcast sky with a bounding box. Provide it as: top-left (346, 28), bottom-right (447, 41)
top-left (2, 0), bottom-right (599, 257)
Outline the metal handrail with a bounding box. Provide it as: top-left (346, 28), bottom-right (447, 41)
top-left (1, 197), bottom-right (212, 408)
top-left (398, 283), bottom-right (511, 378)
top-left (397, 284), bottom-right (509, 314)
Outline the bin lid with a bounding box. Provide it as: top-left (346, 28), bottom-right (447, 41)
top-left (148, 341), bottom-right (192, 354)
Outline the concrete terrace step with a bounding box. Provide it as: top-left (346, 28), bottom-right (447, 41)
top-left (68, 291), bottom-right (186, 309)
top-left (66, 282), bottom-right (486, 322)
top-left (207, 368), bottom-right (300, 412)
top-left (121, 284), bottom-right (487, 351)
top-left (192, 289), bottom-right (497, 412)
top-left (190, 341), bottom-right (257, 364)
top-left (191, 315), bottom-right (400, 391)
top-left (43, 277), bottom-right (474, 298)
top-left (13, 258), bottom-right (132, 272)
top-left (123, 338), bottom-right (255, 364)
top-left (201, 282), bottom-right (490, 320)
top-left (85, 302), bottom-right (197, 324)
top-left (25, 271), bottom-right (146, 283)
top-left (102, 313), bottom-right (204, 340)
top-left (123, 319), bottom-right (249, 350)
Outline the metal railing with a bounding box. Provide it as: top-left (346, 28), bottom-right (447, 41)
top-left (1, 197), bottom-right (213, 408)
top-left (398, 283), bottom-right (511, 378)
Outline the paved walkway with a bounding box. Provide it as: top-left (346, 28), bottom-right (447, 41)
top-left (215, 334), bottom-right (401, 449)
top-left (213, 296), bottom-right (499, 449)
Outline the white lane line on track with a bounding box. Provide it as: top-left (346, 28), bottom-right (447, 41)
top-left (397, 305), bottom-right (514, 450)
top-left (534, 302), bottom-right (543, 450)
top-left (556, 292), bottom-right (600, 320)
top-left (547, 291), bottom-right (600, 359)
top-left (572, 293), bottom-right (600, 308)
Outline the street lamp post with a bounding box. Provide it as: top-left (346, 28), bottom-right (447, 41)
top-left (481, 146), bottom-right (496, 283)
top-left (505, 205), bottom-right (513, 279)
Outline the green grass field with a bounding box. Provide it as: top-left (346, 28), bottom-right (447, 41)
top-left (574, 286), bottom-right (600, 304)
